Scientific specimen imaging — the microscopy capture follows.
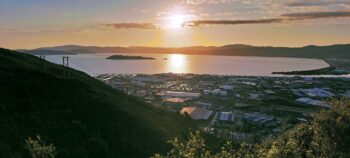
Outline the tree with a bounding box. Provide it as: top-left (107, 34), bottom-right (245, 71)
top-left (25, 136), bottom-right (56, 158)
top-left (153, 100), bottom-right (350, 158)
top-left (258, 99), bottom-right (350, 158)
top-left (151, 131), bottom-right (234, 158)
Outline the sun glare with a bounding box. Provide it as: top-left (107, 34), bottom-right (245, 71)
top-left (169, 54), bottom-right (185, 67)
top-left (169, 15), bottom-right (185, 29)
top-left (167, 54), bottom-right (187, 73)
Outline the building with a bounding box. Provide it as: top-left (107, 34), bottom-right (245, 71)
top-left (264, 90), bottom-right (275, 94)
top-left (216, 112), bottom-right (234, 122)
top-left (219, 91), bottom-right (228, 96)
top-left (166, 91), bottom-right (201, 98)
top-left (130, 80), bottom-right (146, 86)
top-left (163, 98), bottom-right (187, 103)
top-left (248, 93), bottom-right (260, 100)
top-left (219, 85), bottom-right (234, 90)
top-left (211, 89), bottom-right (221, 95)
top-left (130, 76), bottom-right (165, 83)
top-left (204, 89), bottom-right (228, 96)
top-left (180, 107), bottom-right (213, 120)
top-left (194, 101), bottom-right (212, 109)
top-left (243, 112), bottom-right (276, 126)
top-left (296, 98), bottom-right (331, 108)
top-left (199, 81), bottom-right (215, 86)
top-left (203, 90), bottom-right (211, 95)
top-left (302, 88), bottom-right (334, 98)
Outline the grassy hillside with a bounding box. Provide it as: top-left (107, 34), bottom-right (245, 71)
top-left (0, 48), bottom-right (195, 158)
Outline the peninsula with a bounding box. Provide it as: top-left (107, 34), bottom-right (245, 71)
top-left (106, 55), bottom-right (155, 60)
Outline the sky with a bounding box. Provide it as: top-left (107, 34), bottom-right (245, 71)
top-left (1, 0), bottom-right (350, 49)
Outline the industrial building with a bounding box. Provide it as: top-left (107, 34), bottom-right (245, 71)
top-left (180, 107), bottom-right (213, 120)
top-left (216, 112), bottom-right (234, 122)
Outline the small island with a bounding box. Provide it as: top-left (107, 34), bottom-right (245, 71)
top-left (106, 55), bottom-right (155, 60)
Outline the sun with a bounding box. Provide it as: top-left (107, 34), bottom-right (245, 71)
top-left (169, 14), bottom-right (185, 29)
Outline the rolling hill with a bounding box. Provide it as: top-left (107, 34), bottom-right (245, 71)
top-left (28, 44), bottom-right (350, 59)
top-left (0, 48), bottom-right (195, 158)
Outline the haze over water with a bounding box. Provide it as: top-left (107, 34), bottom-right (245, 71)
top-left (45, 53), bottom-right (329, 76)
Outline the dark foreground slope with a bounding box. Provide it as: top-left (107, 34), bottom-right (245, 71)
top-left (0, 48), bottom-right (194, 158)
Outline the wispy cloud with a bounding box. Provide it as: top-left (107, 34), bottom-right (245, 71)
top-left (101, 11), bottom-right (350, 29)
top-left (281, 11), bottom-right (350, 20)
top-left (183, 18), bottom-right (283, 27)
top-left (183, 0), bottom-right (234, 5)
top-left (183, 11), bottom-right (350, 27)
top-left (0, 28), bottom-right (84, 33)
top-left (104, 23), bottom-right (158, 30)
top-left (286, 1), bottom-right (350, 7)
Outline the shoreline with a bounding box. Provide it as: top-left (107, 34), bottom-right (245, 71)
top-left (272, 58), bottom-right (350, 76)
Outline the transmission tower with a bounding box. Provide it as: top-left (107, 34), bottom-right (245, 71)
top-left (62, 56), bottom-right (69, 67)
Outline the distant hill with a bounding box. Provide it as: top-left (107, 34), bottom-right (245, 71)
top-left (31, 44), bottom-right (350, 59)
top-left (21, 49), bottom-right (77, 55)
top-left (0, 48), bottom-right (195, 158)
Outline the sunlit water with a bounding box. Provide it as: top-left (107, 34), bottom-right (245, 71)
top-left (44, 53), bottom-right (337, 76)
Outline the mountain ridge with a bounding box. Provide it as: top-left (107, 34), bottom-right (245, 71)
top-left (25, 44), bottom-right (350, 59)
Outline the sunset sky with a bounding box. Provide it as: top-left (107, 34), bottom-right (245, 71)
top-left (1, 0), bottom-right (350, 49)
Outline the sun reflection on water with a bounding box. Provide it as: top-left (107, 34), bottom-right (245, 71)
top-left (167, 54), bottom-right (187, 73)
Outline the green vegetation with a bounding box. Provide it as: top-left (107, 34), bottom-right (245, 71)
top-left (106, 55), bottom-right (155, 60)
top-left (25, 136), bottom-right (56, 158)
top-left (0, 48), bottom-right (194, 158)
top-left (153, 100), bottom-right (350, 158)
top-left (151, 131), bottom-right (234, 158)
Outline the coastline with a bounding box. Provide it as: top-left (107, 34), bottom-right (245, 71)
top-left (272, 58), bottom-right (350, 76)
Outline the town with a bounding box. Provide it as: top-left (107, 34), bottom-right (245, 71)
top-left (95, 73), bottom-right (350, 143)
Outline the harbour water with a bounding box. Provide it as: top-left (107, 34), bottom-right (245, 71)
top-left (45, 53), bottom-right (332, 76)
